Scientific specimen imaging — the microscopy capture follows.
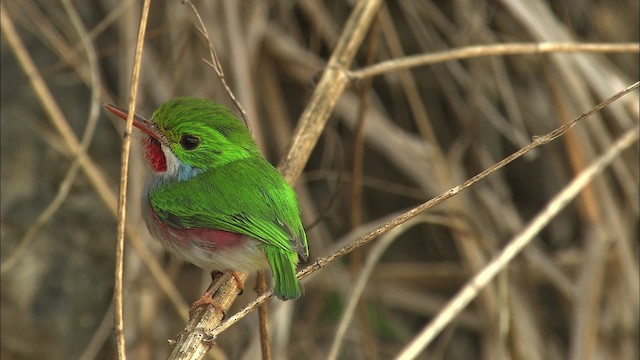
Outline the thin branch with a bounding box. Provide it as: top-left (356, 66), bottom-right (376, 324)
top-left (78, 301), bottom-right (115, 360)
top-left (349, 19), bottom-right (380, 360)
top-left (0, 4), bottom-right (78, 152)
top-left (277, 0), bottom-right (385, 183)
top-left (182, 0), bottom-right (250, 128)
top-left (394, 125), bottom-right (639, 360)
top-left (210, 82), bottom-right (639, 336)
top-left (328, 217), bottom-right (425, 360)
top-left (256, 272), bottom-right (272, 360)
top-left (350, 42), bottom-right (640, 80)
top-left (113, 0), bottom-right (151, 358)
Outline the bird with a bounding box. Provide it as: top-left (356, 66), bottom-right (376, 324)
top-left (105, 97), bottom-right (308, 305)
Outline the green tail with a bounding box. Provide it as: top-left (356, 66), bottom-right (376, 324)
top-left (264, 246), bottom-right (301, 300)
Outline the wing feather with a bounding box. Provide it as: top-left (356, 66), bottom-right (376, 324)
top-left (149, 157), bottom-right (307, 257)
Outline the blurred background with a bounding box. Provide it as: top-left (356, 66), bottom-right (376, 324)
top-left (1, 1), bottom-right (638, 359)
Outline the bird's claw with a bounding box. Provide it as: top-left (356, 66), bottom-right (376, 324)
top-left (189, 294), bottom-right (226, 319)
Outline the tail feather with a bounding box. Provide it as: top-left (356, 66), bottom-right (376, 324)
top-left (264, 246), bottom-right (301, 300)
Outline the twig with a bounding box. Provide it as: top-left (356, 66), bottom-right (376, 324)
top-left (210, 82), bottom-right (639, 336)
top-left (394, 125), bottom-right (639, 360)
top-left (350, 42), bottom-right (640, 79)
top-left (113, 0), bottom-right (151, 358)
top-left (378, 4), bottom-right (444, 152)
top-left (256, 272), bottom-right (271, 360)
top-left (222, 0), bottom-right (262, 145)
top-left (15, 0), bottom-right (117, 104)
top-left (569, 228), bottom-right (610, 360)
top-left (0, 5), bottom-right (77, 153)
top-left (349, 19), bottom-right (380, 360)
top-left (181, 0), bottom-right (250, 128)
top-left (277, 0), bottom-right (385, 183)
top-left (328, 216), bottom-right (425, 360)
top-left (78, 301), bottom-right (115, 360)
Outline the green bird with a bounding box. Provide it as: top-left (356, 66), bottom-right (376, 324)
top-left (105, 97), bottom-right (308, 301)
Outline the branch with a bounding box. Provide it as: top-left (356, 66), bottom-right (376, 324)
top-left (182, 0), bottom-right (250, 128)
top-left (350, 42), bottom-right (640, 80)
top-left (113, 0), bottom-right (152, 358)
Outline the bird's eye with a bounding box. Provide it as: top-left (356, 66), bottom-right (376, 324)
top-left (180, 134), bottom-right (200, 150)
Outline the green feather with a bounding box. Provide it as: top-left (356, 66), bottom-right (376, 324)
top-left (149, 156), bottom-right (307, 258)
top-left (145, 97), bottom-right (308, 299)
top-left (264, 246), bottom-right (302, 300)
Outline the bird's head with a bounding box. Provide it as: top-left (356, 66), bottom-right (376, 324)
top-left (106, 97), bottom-right (259, 178)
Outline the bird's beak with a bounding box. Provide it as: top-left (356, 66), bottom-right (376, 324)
top-left (104, 104), bottom-right (164, 142)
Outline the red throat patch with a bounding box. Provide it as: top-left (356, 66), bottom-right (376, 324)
top-left (142, 136), bottom-right (167, 172)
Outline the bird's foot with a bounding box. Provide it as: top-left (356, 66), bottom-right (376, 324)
top-left (188, 271), bottom-right (244, 318)
top-left (189, 290), bottom-right (225, 319)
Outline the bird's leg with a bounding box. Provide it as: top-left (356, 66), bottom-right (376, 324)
top-left (189, 271), bottom-right (244, 318)
top-left (206, 270), bottom-right (227, 293)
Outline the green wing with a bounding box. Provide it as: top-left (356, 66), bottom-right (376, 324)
top-left (149, 156), bottom-right (308, 259)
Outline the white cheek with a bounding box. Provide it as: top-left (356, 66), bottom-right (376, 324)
top-left (161, 144), bottom-right (180, 176)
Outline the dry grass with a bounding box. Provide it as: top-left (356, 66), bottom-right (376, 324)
top-left (1, 1), bottom-right (638, 360)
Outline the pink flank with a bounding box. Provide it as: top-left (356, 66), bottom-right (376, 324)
top-left (176, 227), bottom-right (246, 251)
top-left (147, 203), bottom-right (246, 252)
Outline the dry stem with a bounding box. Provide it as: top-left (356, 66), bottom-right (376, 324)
top-left (113, 0), bottom-right (152, 358)
top-left (256, 272), bottom-right (271, 360)
top-left (182, 0), bottom-right (250, 128)
top-left (350, 42), bottom-right (640, 79)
